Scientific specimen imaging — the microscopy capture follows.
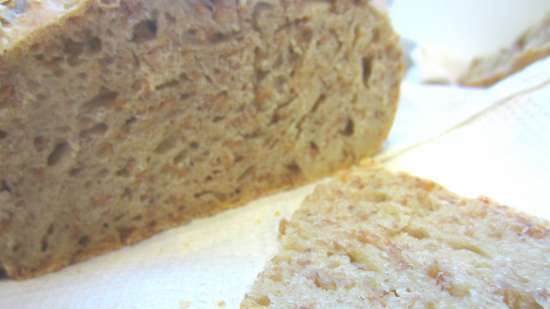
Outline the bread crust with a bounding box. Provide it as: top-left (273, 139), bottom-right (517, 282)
top-left (459, 13), bottom-right (550, 87)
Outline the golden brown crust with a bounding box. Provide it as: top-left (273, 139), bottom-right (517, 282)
top-left (461, 48), bottom-right (550, 87)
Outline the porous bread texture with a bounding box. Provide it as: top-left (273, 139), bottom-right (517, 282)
top-left (459, 13), bottom-right (550, 87)
top-left (0, 0), bottom-right (403, 279)
top-left (241, 166), bottom-right (550, 309)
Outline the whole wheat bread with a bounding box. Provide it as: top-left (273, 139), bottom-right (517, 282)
top-left (0, 0), bottom-right (403, 279)
top-left (241, 166), bottom-right (550, 308)
top-left (459, 13), bottom-right (550, 87)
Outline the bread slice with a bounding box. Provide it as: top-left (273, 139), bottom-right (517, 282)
top-left (0, 1), bottom-right (403, 279)
top-left (241, 166), bottom-right (550, 308)
top-left (459, 13), bottom-right (550, 87)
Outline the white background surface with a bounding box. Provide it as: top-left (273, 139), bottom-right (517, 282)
top-left (1, 3), bottom-right (550, 309)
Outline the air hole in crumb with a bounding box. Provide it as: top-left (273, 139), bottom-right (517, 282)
top-left (0, 130), bottom-right (7, 140)
top-left (180, 92), bottom-right (194, 100)
top-left (155, 79), bottom-right (180, 90)
top-left (63, 38), bottom-right (84, 59)
top-left (46, 224), bottom-right (54, 235)
top-left (132, 19), bottom-right (158, 43)
top-left (309, 141), bottom-right (319, 157)
top-left (209, 32), bottom-right (227, 44)
top-left (1, 180), bottom-right (12, 193)
top-left (154, 136), bottom-right (178, 154)
top-left (286, 162), bottom-right (302, 175)
top-left (69, 167), bottom-right (82, 177)
top-left (54, 68), bottom-right (66, 77)
top-left (81, 90), bottom-right (118, 113)
top-left (80, 122), bottom-right (108, 139)
top-left (270, 112), bottom-right (281, 124)
top-left (362, 56), bottom-right (373, 88)
top-left (47, 142), bottom-right (71, 166)
top-left (41, 238), bottom-right (49, 252)
top-left (116, 167), bottom-right (130, 177)
top-left (124, 116), bottom-right (137, 128)
top-left (172, 150), bottom-right (187, 164)
top-left (341, 118), bottom-right (354, 136)
top-left (190, 142), bottom-right (199, 149)
top-left (87, 37), bottom-right (102, 54)
top-left (97, 168), bottom-right (109, 178)
top-left (33, 136), bottom-right (47, 152)
top-left (121, 188), bottom-right (133, 199)
top-left (78, 235), bottom-right (90, 246)
top-left (164, 12), bottom-right (176, 24)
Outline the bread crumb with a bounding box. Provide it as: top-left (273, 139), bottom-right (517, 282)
top-left (217, 300), bottom-right (226, 307)
top-left (274, 210), bottom-right (281, 217)
top-left (241, 167), bottom-right (550, 308)
top-left (179, 300), bottom-right (191, 309)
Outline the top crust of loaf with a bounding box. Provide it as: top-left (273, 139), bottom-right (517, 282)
top-left (0, 0), bottom-right (88, 55)
top-left (241, 165), bottom-right (550, 308)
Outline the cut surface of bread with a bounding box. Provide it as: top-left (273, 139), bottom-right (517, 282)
top-left (241, 166), bottom-right (550, 308)
top-left (459, 13), bottom-right (550, 87)
top-left (0, 0), bottom-right (403, 279)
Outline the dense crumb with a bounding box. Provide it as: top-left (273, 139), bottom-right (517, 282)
top-left (459, 13), bottom-right (550, 87)
top-left (241, 166), bottom-right (550, 308)
top-left (0, 0), bottom-right (403, 279)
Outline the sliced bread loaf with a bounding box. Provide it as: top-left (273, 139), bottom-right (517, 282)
top-left (0, 0), bottom-right (403, 279)
top-left (241, 166), bottom-right (550, 308)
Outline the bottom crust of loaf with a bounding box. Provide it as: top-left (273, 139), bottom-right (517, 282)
top-left (2, 154), bottom-right (378, 280)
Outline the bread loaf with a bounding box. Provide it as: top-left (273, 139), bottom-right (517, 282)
top-left (0, 0), bottom-right (403, 279)
top-left (241, 166), bottom-right (550, 308)
top-left (460, 13), bottom-right (550, 87)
